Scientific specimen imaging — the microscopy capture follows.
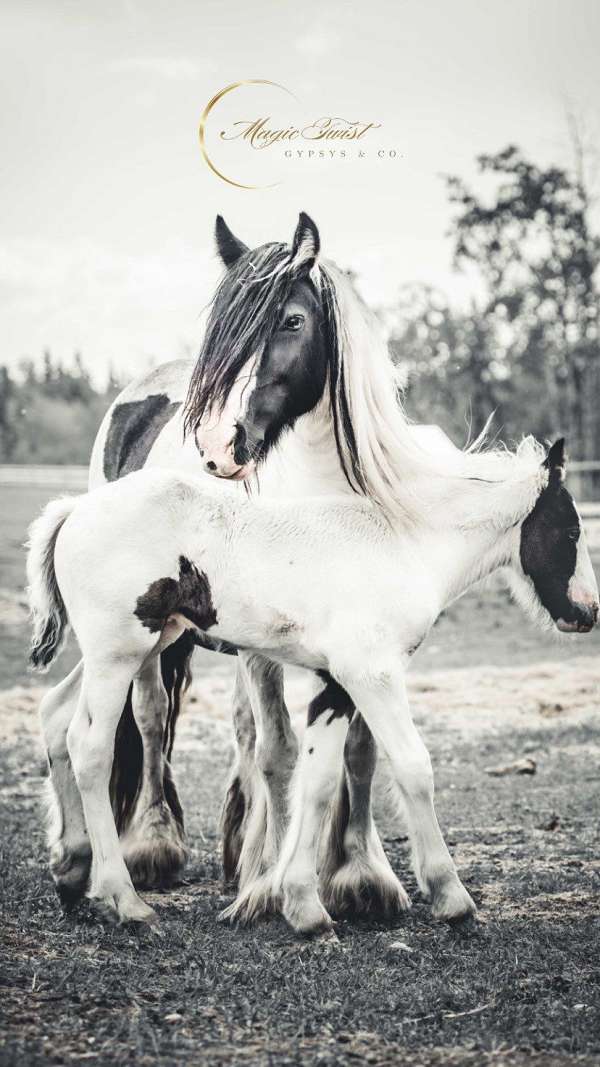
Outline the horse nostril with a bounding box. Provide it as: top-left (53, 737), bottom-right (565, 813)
top-left (206, 460), bottom-right (217, 471)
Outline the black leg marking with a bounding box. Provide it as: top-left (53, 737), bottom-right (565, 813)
top-left (307, 672), bottom-right (355, 727)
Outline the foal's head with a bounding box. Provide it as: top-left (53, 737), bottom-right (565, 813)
top-left (517, 439), bottom-right (598, 633)
top-left (186, 213), bottom-right (330, 480)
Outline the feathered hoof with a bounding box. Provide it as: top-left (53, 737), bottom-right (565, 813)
top-left (322, 858), bottom-right (411, 920)
top-left (431, 880), bottom-right (477, 924)
top-left (50, 841), bottom-right (92, 907)
top-left (218, 873), bottom-right (281, 926)
top-left (282, 890), bottom-right (334, 937)
top-left (88, 886), bottom-right (157, 926)
top-left (122, 829), bottom-right (188, 889)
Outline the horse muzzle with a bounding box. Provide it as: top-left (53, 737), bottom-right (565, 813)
top-left (556, 601), bottom-right (599, 633)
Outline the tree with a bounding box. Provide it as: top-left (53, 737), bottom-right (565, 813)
top-left (445, 144), bottom-right (600, 459)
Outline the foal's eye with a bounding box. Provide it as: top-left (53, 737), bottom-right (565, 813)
top-left (567, 527), bottom-right (580, 541)
top-left (281, 313), bottom-right (305, 332)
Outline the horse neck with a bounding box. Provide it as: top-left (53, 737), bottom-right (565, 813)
top-left (259, 395), bottom-right (351, 499)
top-left (424, 521), bottom-right (514, 610)
top-left (404, 470), bottom-right (536, 610)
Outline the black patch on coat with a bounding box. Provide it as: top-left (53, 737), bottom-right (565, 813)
top-left (103, 394), bottom-right (180, 482)
top-left (520, 479), bottom-right (580, 623)
top-left (307, 671), bottom-right (355, 727)
top-left (134, 556), bottom-right (218, 634)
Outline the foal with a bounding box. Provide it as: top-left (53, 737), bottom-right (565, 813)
top-left (28, 436), bottom-right (597, 930)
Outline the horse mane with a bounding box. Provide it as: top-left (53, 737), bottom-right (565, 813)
top-left (183, 242), bottom-right (547, 526)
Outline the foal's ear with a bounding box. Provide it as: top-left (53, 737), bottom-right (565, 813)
top-left (215, 216), bottom-right (249, 267)
top-left (543, 437), bottom-right (567, 486)
top-left (290, 212), bottom-right (320, 271)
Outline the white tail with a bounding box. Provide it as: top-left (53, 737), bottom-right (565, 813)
top-left (27, 496), bottom-right (77, 670)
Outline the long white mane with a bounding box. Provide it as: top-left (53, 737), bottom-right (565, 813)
top-left (317, 263), bottom-right (547, 529)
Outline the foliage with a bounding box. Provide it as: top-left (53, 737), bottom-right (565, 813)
top-left (0, 352), bottom-right (122, 464)
top-left (392, 145), bottom-right (600, 458)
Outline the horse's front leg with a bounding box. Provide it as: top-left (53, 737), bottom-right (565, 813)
top-left (39, 661), bottom-right (92, 904)
top-left (340, 665), bottom-right (476, 924)
top-left (120, 658), bottom-right (188, 886)
top-left (67, 658), bottom-right (155, 924)
top-left (220, 652), bottom-right (298, 923)
top-left (320, 713), bottom-right (410, 918)
top-left (273, 676), bottom-right (353, 935)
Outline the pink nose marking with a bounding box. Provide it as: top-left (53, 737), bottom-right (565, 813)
top-left (571, 586), bottom-right (598, 609)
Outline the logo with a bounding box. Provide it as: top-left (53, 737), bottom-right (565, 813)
top-left (199, 80), bottom-right (396, 189)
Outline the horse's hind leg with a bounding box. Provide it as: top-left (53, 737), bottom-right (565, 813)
top-left (67, 659), bottom-right (155, 924)
top-left (220, 653), bottom-right (298, 923)
top-left (319, 714), bottom-right (410, 919)
top-left (39, 661), bottom-right (91, 904)
top-left (120, 657), bottom-right (188, 886)
top-left (221, 663), bottom-right (257, 886)
top-left (112, 633), bottom-right (191, 887)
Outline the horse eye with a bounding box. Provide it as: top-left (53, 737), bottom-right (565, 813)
top-left (567, 527), bottom-right (580, 541)
top-left (281, 314), bottom-right (305, 332)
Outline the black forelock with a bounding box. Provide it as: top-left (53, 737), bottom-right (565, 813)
top-left (184, 242), bottom-right (302, 436)
top-left (182, 243), bottom-right (375, 505)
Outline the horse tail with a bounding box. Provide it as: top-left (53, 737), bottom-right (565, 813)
top-left (109, 630), bottom-right (194, 834)
top-left (27, 497), bottom-right (77, 670)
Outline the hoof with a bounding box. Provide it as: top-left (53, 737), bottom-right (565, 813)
top-left (50, 841), bottom-right (92, 906)
top-left (218, 873), bottom-right (280, 926)
top-left (89, 887), bottom-right (157, 926)
top-left (323, 858), bottom-right (411, 919)
top-left (431, 880), bottom-right (477, 924)
top-left (282, 888), bottom-right (334, 936)
top-left (122, 826), bottom-right (187, 889)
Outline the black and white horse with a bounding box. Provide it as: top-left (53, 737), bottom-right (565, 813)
top-left (39, 213), bottom-right (433, 916)
top-left (28, 429), bottom-right (598, 930)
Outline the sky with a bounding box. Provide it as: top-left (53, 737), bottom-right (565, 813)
top-left (1, 0), bottom-right (599, 382)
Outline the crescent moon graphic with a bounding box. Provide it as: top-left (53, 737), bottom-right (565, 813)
top-left (198, 79), bottom-right (296, 190)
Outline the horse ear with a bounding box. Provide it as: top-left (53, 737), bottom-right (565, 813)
top-left (290, 212), bottom-right (320, 271)
top-left (543, 437), bottom-right (567, 486)
top-left (215, 216), bottom-right (249, 267)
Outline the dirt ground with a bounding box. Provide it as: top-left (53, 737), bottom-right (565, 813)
top-left (1, 482), bottom-right (600, 1065)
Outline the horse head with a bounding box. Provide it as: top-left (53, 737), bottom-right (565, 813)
top-left (187, 213), bottom-right (329, 480)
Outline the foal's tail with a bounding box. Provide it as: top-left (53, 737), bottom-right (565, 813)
top-left (27, 497), bottom-right (77, 670)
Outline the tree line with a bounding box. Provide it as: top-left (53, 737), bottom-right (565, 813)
top-left (1, 143), bottom-right (598, 465)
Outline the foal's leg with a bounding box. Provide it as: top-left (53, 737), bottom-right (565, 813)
top-left (273, 679), bottom-right (352, 935)
top-left (221, 663), bottom-right (257, 885)
top-left (340, 667), bottom-right (476, 923)
top-left (120, 659), bottom-right (188, 886)
top-left (220, 652), bottom-right (298, 923)
top-left (67, 659), bottom-right (155, 924)
top-left (320, 714), bottom-right (410, 918)
top-left (39, 661), bottom-right (91, 903)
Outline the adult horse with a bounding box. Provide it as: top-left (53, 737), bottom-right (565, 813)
top-left (40, 212), bottom-right (429, 916)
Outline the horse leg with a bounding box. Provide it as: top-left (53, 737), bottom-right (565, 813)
top-left (273, 678), bottom-right (352, 935)
top-left (39, 661), bottom-right (91, 904)
top-left (67, 659), bottom-right (155, 924)
top-left (339, 666), bottom-right (476, 924)
top-left (111, 632), bottom-right (192, 887)
top-left (320, 713), bottom-right (410, 918)
top-left (120, 658), bottom-right (188, 886)
top-left (220, 652), bottom-right (298, 923)
top-left (221, 662), bottom-right (257, 886)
